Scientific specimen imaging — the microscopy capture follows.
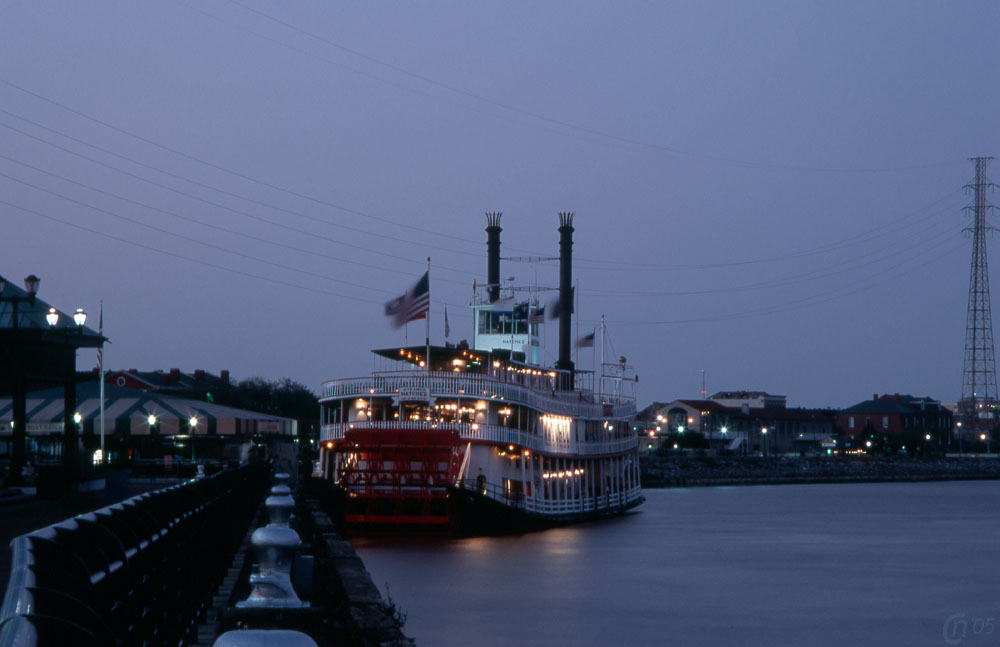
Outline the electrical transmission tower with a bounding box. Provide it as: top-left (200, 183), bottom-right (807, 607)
top-left (960, 156), bottom-right (999, 433)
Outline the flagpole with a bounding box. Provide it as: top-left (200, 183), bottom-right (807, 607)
top-left (574, 280), bottom-right (579, 368)
top-left (98, 300), bottom-right (105, 465)
top-left (425, 258), bottom-right (431, 380)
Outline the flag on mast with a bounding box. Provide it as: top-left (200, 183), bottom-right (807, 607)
top-left (528, 305), bottom-right (545, 325)
top-left (576, 331), bottom-right (595, 348)
top-left (444, 306), bottom-right (451, 338)
top-left (385, 271), bottom-right (430, 328)
top-left (95, 303), bottom-right (103, 369)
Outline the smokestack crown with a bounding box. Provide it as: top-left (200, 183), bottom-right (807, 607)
top-left (486, 211), bottom-right (502, 302)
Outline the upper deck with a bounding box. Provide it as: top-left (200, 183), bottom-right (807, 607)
top-left (320, 344), bottom-right (636, 420)
top-left (320, 369), bottom-right (635, 420)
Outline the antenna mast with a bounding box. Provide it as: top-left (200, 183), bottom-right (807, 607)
top-left (960, 156), bottom-right (999, 436)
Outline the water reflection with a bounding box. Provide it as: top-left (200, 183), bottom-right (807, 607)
top-left (355, 482), bottom-right (1000, 647)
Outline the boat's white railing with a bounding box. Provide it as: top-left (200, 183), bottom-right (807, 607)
top-left (321, 421), bottom-right (638, 456)
top-left (321, 371), bottom-right (635, 419)
top-left (452, 478), bottom-right (643, 516)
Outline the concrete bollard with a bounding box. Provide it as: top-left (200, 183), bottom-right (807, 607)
top-left (236, 474), bottom-right (308, 609)
top-left (265, 488), bottom-right (295, 527)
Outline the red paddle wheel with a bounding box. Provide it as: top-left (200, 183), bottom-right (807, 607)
top-left (337, 428), bottom-right (463, 526)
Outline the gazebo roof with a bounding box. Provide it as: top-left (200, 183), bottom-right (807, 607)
top-left (0, 274), bottom-right (105, 348)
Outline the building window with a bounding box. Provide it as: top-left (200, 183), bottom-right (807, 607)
top-left (848, 416), bottom-right (855, 429)
top-left (882, 416), bottom-right (889, 429)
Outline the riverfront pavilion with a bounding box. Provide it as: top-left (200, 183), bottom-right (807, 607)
top-left (0, 381), bottom-right (297, 467)
top-left (0, 273), bottom-right (105, 484)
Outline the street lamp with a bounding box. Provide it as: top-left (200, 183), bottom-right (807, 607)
top-left (73, 308), bottom-right (87, 327)
top-left (189, 416), bottom-right (199, 460)
top-left (45, 307), bottom-right (59, 327)
top-left (761, 426), bottom-right (768, 456)
top-left (23, 275), bottom-right (39, 296)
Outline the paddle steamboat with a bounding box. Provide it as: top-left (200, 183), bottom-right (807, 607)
top-left (318, 213), bottom-right (643, 529)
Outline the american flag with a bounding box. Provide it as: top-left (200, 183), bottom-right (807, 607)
top-left (95, 301), bottom-right (103, 370)
top-left (385, 271), bottom-right (430, 328)
top-left (528, 305), bottom-right (545, 325)
top-left (576, 331), bottom-right (595, 348)
top-left (547, 286), bottom-right (575, 319)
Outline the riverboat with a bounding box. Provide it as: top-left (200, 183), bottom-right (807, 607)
top-left (318, 213), bottom-right (643, 529)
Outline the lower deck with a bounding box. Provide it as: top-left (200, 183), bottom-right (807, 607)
top-left (320, 426), bottom-right (643, 527)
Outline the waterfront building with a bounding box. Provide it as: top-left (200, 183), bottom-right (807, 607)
top-left (0, 381), bottom-right (296, 467)
top-left (837, 393), bottom-right (954, 452)
top-left (708, 390), bottom-right (787, 410)
top-left (638, 398), bottom-right (836, 455)
top-left (103, 367), bottom-right (234, 400)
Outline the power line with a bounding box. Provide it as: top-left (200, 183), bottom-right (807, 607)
top-left (0, 197), bottom-right (387, 305)
top-left (0, 151), bottom-right (471, 286)
top-left (217, 1), bottom-right (962, 175)
top-left (596, 237), bottom-right (966, 326)
top-left (0, 112), bottom-right (484, 270)
top-left (579, 210), bottom-right (958, 297)
top-left (574, 188), bottom-right (965, 272)
top-left (0, 77), bottom-right (490, 247)
top-left (0, 168), bottom-right (407, 295)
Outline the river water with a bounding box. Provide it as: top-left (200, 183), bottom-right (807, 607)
top-left (353, 481), bottom-right (1000, 647)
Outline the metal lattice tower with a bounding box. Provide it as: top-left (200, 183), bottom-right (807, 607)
top-left (960, 156), bottom-right (999, 428)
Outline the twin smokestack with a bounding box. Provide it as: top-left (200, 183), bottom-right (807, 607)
top-left (485, 212), bottom-right (575, 379)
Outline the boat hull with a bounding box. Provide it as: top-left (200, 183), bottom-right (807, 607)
top-left (447, 484), bottom-right (645, 534)
top-left (329, 426), bottom-right (643, 532)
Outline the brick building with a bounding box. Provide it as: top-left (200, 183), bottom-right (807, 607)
top-left (837, 394), bottom-right (953, 451)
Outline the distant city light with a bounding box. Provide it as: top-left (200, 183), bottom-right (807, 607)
top-left (147, 413), bottom-right (157, 426)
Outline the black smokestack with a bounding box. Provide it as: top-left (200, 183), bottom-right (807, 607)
top-left (486, 211), bottom-right (502, 302)
top-left (555, 212), bottom-right (574, 380)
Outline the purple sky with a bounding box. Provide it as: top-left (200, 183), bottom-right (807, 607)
top-left (2, 1), bottom-right (998, 408)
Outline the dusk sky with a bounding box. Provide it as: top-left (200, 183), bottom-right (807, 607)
top-left (2, 1), bottom-right (998, 409)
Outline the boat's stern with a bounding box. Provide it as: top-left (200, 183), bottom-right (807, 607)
top-left (332, 427), bottom-right (462, 527)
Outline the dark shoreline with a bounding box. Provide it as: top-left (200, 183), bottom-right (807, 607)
top-left (640, 455), bottom-right (1000, 488)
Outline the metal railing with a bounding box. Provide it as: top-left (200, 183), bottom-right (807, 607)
top-left (453, 477), bottom-right (643, 517)
top-left (322, 421), bottom-right (638, 456)
top-left (0, 464), bottom-right (265, 646)
top-left (321, 371), bottom-right (635, 419)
